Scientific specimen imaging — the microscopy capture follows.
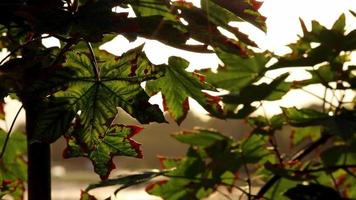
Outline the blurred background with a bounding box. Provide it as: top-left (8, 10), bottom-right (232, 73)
top-left (1, 0), bottom-right (356, 199)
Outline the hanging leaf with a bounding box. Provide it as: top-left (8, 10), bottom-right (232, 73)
top-left (146, 56), bottom-right (223, 124)
top-left (208, 0), bottom-right (266, 31)
top-left (52, 45), bottom-right (165, 148)
top-left (63, 123), bottom-right (143, 180)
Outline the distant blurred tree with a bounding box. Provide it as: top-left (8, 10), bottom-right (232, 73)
top-left (0, 1), bottom-right (355, 200)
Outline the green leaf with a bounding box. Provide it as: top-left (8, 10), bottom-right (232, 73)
top-left (0, 130), bottom-right (27, 199)
top-left (282, 107), bottom-right (329, 127)
top-left (63, 124), bottom-right (143, 180)
top-left (129, 0), bottom-right (176, 21)
top-left (332, 14), bottom-right (346, 33)
top-left (146, 56), bottom-right (223, 124)
top-left (271, 14), bottom-right (350, 70)
top-left (200, 1), bottom-right (257, 46)
top-left (147, 129), bottom-right (270, 200)
top-left (173, 129), bottom-right (231, 147)
top-left (264, 178), bottom-right (299, 200)
top-left (321, 144), bottom-right (356, 167)
top-left (32, 99), bottom-right (76, 143)
top-left (173, 2), bottom-right (247, 54)
top-left (54, 45), bottom-right (165, 148)
top-left (201, 50), bottom-right (269, 92)
top-left (290, 126), bottom-right (321, 147)
top-left (222, 73), bottom-right (290, 104)
top-left (283, 108), bottom-right (356, 138)
top-left (284, 184), bottom-right (343, 200)
top-left (209, 0), bottom-right (266, 31)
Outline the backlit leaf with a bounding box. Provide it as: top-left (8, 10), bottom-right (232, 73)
top-left (147, 129), bottom-right (270, 199)
top-left (146, 56), bottom-right (223, 124)
top-left (63, 124), bottom-right (143, 180)
top-left (201, 50), bottom-right (269, 92)
top-left (54, 45), bottom-right (165, 148)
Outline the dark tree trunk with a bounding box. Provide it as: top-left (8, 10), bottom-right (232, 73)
top-left (27, 142), bottom-right (51, 200)
top-left (26, 108), bottom-right (51, 200)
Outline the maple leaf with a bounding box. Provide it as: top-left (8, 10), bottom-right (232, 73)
top-left (64, 123), bottom-right (143, 180)
top-left (39, 45), bottom-right (165, 146)
top-left (146, 56), bottom-right (223, 124)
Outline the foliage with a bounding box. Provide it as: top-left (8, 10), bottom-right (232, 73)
top-left (0, 0), bottom-right (355, 200)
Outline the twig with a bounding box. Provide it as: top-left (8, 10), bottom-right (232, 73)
top-left (86, 42), bottom-right (100, 81)
top-left (0, 105), bottom-right (23, 158)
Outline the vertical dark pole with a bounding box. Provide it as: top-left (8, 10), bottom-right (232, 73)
top-left (27, 142), bottom-right (51, 200)
top-left (26, 109), bottom-right (51, 200)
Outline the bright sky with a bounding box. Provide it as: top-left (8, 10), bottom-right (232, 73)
top-left (1, 0), bottom-right (356, 129)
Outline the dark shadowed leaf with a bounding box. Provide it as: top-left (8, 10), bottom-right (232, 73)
top-left (284, 184), bottom-right (344, 200)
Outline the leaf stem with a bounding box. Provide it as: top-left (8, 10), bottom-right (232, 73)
top-left (86, 42), bottom-right (100, 81)
top-left (0, 105), bottom-right (23, 159)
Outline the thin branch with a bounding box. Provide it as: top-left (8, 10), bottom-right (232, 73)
top-left (254, 133), bottom-right (332, 200)
top-left (242, 159), bottom-right (252, 200)
top-left (260, 103), bottom-right (284, 164)
top-left (86, 42), bottom-right (100, 81)
top-left (322, 87), bottom-right (327, 112)
top-left (49, 39), bottom-right (76, 68)
top-left (268, 135), bottom-right (284, 164)
top-left (0, 105), bottom-right (23, 159)
top-left (299, 88), bottom-right (337, 108)
top-left (0, 35), bottom-right (51, 66)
